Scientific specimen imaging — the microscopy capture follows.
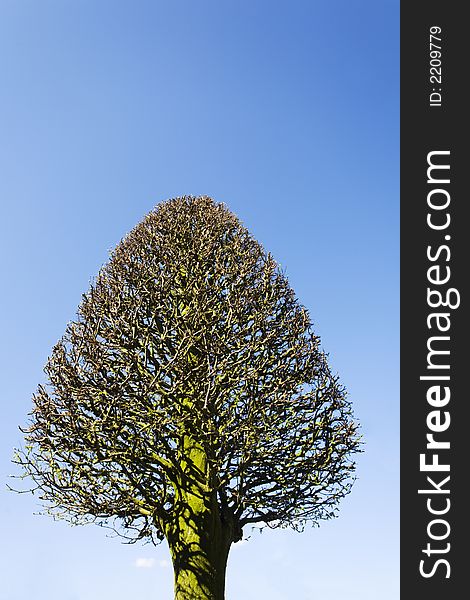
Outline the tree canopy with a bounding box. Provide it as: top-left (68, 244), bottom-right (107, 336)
top-left (16, 196), bottom-right (360, 598)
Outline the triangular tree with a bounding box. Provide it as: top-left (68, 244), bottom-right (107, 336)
top-left (15, 196), bottom-right (361, 600)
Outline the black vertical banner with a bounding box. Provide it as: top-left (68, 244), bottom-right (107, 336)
top-left (401, 2), bottom-right (468, 599)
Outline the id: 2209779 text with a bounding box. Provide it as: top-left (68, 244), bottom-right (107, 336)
top-left (429, 26), bottom-right (442, 107)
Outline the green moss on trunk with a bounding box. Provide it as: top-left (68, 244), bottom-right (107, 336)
top-left (168, 496), bottom-right (231, 600)
top-left (167, 436), bottom-right (232, 600)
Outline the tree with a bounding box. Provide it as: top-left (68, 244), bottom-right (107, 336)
top-left (15, 196), bottom-right (361, 600)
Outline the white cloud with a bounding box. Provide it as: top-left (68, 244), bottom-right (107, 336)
top-left (135, 557), bottom-right (156, 568)
top-left (158, 559), bottom-right (170, 568)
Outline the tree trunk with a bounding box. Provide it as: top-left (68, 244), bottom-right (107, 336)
top-left (166, 432), bottom-right (236, 600)
top-left (166, 488), bottom-right (232, 600)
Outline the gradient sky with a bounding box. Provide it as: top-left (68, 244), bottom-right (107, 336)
top-left (0, 1), bottom-right (399, 599)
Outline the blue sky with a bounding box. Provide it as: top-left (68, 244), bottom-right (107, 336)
top-left (0, 1), bottom-right (399, 599)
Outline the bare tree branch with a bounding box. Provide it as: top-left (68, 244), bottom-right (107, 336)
top-left (14, 195), bottom-right (361, 547)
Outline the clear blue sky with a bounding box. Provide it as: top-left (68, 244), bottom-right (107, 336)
top-left (0, 1), bottom-right (399, 599)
